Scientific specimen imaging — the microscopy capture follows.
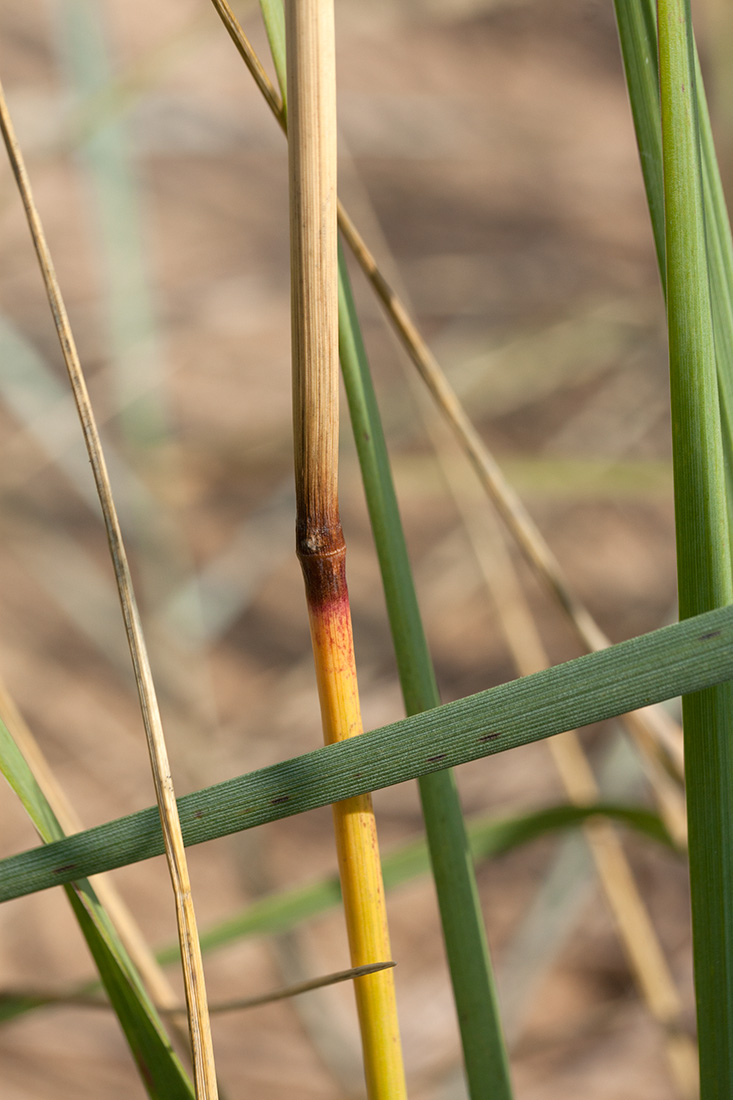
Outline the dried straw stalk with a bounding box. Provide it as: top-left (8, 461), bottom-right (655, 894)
top-left (465, 502), bottom-right (697, 1097)
top-left (0, 77), bottom-right (217, 1100)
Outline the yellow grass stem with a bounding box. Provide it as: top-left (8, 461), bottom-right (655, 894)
top-left (206, 0), bottom-right (683, 789)
top-left (284, 3), bottom-right (406, 1096)
top-left (0, 77), bottom-right (217, 1100)
top-left (305, 571), bottom-right (407, 1098)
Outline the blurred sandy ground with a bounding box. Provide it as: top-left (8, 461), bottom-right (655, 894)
top-left (0, 0), bottom-right (730, 1096)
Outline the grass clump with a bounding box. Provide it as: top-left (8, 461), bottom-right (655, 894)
top-left (1, 2), bottom-right (733, 1098)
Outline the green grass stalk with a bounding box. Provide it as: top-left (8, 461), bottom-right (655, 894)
top-left (657, 2), bottom-right (733, 1093)
top-left (207, 0), bottom-right (685, 798)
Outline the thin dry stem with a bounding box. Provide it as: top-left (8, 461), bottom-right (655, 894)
top-left (463, 490), bottom-right (696, 1097)
top-left (209, 0), bottom-right (285, 126)
top-left (338, 200), bottom-right (685, 775)
top-left (5, 963), bottom-right (395, 1018)
top-left (206, 0), bottom-right (684, 788)
top-left (0, 78), bottom-right (217, 1100)
top-left (337, 139), bottom-right (687, 829)
top-left (286, 0), bottom-right (339, 550)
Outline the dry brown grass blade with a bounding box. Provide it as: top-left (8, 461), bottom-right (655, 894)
top-left (0, 77), bottom-right (217, 1100)
top-left (209, 0), bottom-right (285, 125)
top-left (338, 141), bottom-right (686, 832)
top-left (206, 0), bottom-right (684, 787)
top-left (457, 485), bottom-right (696, 1097)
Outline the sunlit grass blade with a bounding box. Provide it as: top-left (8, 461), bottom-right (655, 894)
top-left (1, 602), bottom-right (731, 905)
top-left (338, 244), bottom-right (512, 1098)
top-left (0, 717), bottom-right (194, 1099)
top-left (0, 74), bottom-right (217, 1099)
top-left (284, 3), bottom-right (406, 1096)
top-left (694, 43), bottom-right (733, 546)
top-left (209, 0), bottom-right (285, 125)
top-left (657, 3), bottom-right (733, 1094)
top-left (613, 0), bottom-right (666, 287)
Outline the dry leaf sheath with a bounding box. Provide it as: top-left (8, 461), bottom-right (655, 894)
top-left (0, 78), bottom-right (218, 1100)
top-left (284, 2), bottom-right (407, 1097)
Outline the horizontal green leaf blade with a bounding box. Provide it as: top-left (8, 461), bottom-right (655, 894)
top-left (0, 604), bottom-right (730, 903)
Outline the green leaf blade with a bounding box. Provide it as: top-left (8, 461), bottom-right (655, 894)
top-left (0, 604), bottom-right (731, 903)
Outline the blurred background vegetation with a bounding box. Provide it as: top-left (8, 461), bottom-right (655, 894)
top-left (0, 1), bottom-right (731, 1097)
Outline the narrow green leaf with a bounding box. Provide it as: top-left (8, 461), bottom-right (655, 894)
top-left (0, 719), bottom-right (194, 1100)
top-left (166, 800), bottom-right (675, 962)
top-left (613, 0), bottom-right (666, 287)
top-left (0, 603), bottom-right (730, 903)
top-left (339, 244), bottom-right (512, 1099)
top-left (0, 798), bottom-right (672, 1027)
top-left (614, 0), bottom-right (733, 538)
top-left (658, 3), bottom-right (733, 1094)
top-left (695, 49), bottom-right (733, 539)
top-left (258, 0), bottom-right (287, 110)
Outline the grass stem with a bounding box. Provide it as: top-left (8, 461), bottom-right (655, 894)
top-left (0, 74), bottom-right (217, 1100)
top-left (284, 3), bottom-right (406, 1096)
top-left (658, 2), bottom-right (733, 1093)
